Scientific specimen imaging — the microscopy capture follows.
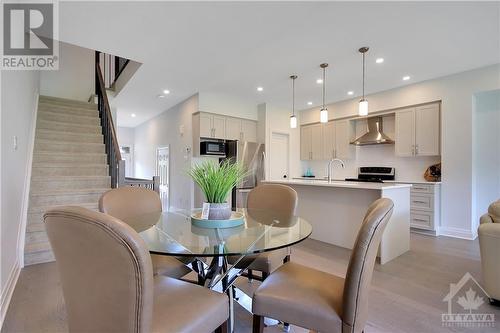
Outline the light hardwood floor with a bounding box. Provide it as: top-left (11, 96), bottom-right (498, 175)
top-left (3, 233), bottom-right (499, 332)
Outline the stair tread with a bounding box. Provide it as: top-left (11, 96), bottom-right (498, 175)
top-left (33, 163), bottom-right (107, 167)
top-left (31, 175), bottom-right (110, 180)
top-left (38, 119), bottom-right (101, 129)
top-left (39, 110), bottom-right (99, 120)
top-left (28, 202), bottom-right (99, 213)
top-left (34, 152), bottom-right (106, 156)
top-left (36, 128), bottom-right (102, 136)
top-left (30, 188), bottom-right (110, 196)
top-left (24, 241), bottom-right (51, 253)
top-left (36, 139), bottom-right (104, 145)
top-left (39, 95), bottom-right (97, 107)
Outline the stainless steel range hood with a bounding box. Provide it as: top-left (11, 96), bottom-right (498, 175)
top-left (350, 116), bottom-right (395, 146)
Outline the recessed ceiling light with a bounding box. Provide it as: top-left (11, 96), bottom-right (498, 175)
top-left (316, 79), bottom-right (323, 84)
top-left (131, 113), bottom-right (136, 118)
top-left (157, 94), bottom-right (165, 98)
top-left (307, 101), bottom-right (313, 105)
top-left (257, 87), bottom-right (264, 92)
top-left (375, 58), bottom-right (384, 64)
top-left (403, 75), bottom-right (411, 81)
top-left (163, 89), bottom-right (170, 94)
top-left (347, 91), bottom-right (354, 95)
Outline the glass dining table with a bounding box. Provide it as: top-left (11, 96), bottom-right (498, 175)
top-left (121, 208), bottom-right (312, 332)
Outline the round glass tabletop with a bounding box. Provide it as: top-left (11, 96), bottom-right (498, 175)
top-left (121, 208), bottom-right (312, 257)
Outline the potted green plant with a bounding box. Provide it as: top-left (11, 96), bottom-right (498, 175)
top-left (188, 159), bottom-right (247, 220)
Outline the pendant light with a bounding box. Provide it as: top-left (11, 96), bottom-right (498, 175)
top-left (289, 75), bottom-right (298, 128)
top-left (358, 47), bottom-right (369, 116)
top-left (319, 63), bottom-right (328, 123)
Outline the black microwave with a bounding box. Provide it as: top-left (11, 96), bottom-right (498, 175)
top-left (200, 141), bottom-right (226, 156)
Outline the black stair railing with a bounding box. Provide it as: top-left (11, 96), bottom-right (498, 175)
top-left (95, 51), bottom-right (159, 192)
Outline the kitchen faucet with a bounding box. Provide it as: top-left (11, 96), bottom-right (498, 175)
top-left (327, 158), bottom-right (345, 183)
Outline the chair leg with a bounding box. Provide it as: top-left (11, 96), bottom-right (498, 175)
top-left (214, 320), bottom-right (228, 333)
top-left (247, 269), bottom-right (254, 282)
top-left (283, 254), bottom-right (290, 263)
top-left (262, 271), bottom-right (269, 280)
top-left (253, 314), bottom-right (264, 333)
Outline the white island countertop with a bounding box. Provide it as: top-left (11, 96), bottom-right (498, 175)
top-left (262, 179), bottom-right (412, 190)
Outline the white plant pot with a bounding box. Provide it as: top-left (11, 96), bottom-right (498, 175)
top-left (207, 202), bottom-right (232, 220)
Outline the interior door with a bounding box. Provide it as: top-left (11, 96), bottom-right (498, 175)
top-left (156, 147), bottom-right (170, 211)
top-left (415, 104), bottom-right (440, 156)
top-left (270, 132), bottom-right (289, 180)
top-left (395, 108), bottom-right (415, 157)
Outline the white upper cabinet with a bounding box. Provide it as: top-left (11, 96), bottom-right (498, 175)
top-left (225, 117), bottom-right (241, 140)
top-left (199, 113), bottom-right (213, 138)
top-left (395, 103), bottom-right (440, 157)
top-left (301, 125), bottom-right (312, 160)
top-left (241, 119), bottom-right (257, 142)
top-left (334, 120), bottom-right (352, 159)
top-left (323, 122), bottom-right (335, 159)
top-left (301, 123), bottom-right (323, 160)
top-left (395, 108), bottom-right (416, 157)
top-left (415, 104), bottom-right (440, 156)
top-left (195, 112), bottom-right (257, 142)
top-left (212, 115), bottom-right (226, 139)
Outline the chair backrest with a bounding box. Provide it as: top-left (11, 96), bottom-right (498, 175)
top-left (99, 186), bottom-right (162, 220)
top-left (44, 206), bottom-right (154, 333)
top-left (247, 184), bottom-right (298, 215)
top-left (342, 198), bottom-right (394, 333)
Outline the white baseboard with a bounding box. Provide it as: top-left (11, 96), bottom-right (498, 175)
top-left (439, 226), bottom-right (477, 240)
top-left (0, 259), bottom-right (21, 329)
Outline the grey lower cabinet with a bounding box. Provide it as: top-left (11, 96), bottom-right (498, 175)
top-left (408, 183), bottom-right (441, 235)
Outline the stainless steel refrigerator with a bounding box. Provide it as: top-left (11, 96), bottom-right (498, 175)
top-left (223, 140), bottom-right (265, 210)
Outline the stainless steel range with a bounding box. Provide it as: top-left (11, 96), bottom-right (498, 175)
top-left (345, 167), bottom-right (395, 183)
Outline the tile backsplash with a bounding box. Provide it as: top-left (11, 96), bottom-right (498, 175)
top-left (301, 144), bottom-right (441, 182)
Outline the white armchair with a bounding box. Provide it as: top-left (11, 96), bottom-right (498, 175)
top-left (478, 199), bottom-right (500, 303)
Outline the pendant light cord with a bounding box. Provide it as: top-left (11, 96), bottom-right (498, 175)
top-left (292, 77), bottom-right (295, 116)
top-left (362, 52), bottom-right (365, 100)
top-left (322, 66), bottom-right (326, 109)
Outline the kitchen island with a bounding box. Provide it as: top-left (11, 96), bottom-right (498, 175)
top-left (262, 179), bottom-right (412, 264)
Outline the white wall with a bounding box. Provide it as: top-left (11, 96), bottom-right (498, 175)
top-left (198, 92), bottom-right (258, 120)
top-left (472, 90), bottom-right (500, 229)
top-left (1, 70), bottom-right (40, 323)
top-left (40, 41), bottom-right (94, 102)
top-left (134, 94), bottom-right (198, 212)
top-left (300, 64), bottom-right (500, 239)
top-left (117, 126), bottom-right (135, 148)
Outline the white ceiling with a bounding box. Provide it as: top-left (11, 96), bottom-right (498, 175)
top-left (58, 1), bottom-right (500, 127)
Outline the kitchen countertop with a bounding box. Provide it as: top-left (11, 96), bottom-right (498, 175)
top-left (263, 179), bottom-right (412, 190)
top-left (293, 177), bottom-right (441, 185)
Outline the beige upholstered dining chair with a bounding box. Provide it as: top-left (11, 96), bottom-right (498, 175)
top-left (252, 198), bottom-right (394, 333)
top-left (478, 199), bottom-right (500, 302)
top-left (234, 184), bottom-right (298, 280)
top-left (99, 186), bottom-right (191, 279)
top-left (44, 206), bottom-right (229, 333)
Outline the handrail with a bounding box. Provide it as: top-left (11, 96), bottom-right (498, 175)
top-left (95, 53), bottom-right (122, 187)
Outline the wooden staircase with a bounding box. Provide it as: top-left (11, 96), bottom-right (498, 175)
top-left (24, 95), bottom-right (111, 265)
